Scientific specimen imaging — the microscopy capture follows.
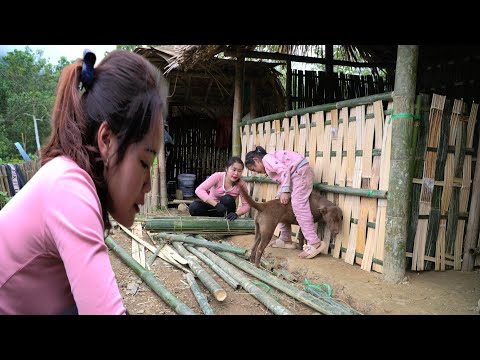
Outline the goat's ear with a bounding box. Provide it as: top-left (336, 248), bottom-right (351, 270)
top-left (319, 206), bottom-right (329, 215)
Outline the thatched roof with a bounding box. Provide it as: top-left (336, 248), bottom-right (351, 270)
top-left (135, 46), bottom-right (285, 119)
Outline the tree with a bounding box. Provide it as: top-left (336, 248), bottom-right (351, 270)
top-left (0, 47), bottom-right (70, 161)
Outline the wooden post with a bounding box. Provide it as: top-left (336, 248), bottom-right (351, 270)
top-left (232, 52), bottom-right (245, 156)
top-left (325, 45), bottom-right (334, 103)
top-left (462, 114), bottom-right (480, 271)
top-left (158, 124), bottom-right (168, 209)
top-left (286, 60), bottom-right (292, 111)
top-left (384, 45), bottom-right (419, 283)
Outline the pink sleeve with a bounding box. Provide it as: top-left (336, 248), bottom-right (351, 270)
top-left (195, 173), bottom-right (220, 202)
top-left (45, 169), bottom-right (126, 315)
top-left (236, 180), bottom-right (251, 216)
top-left (263, 154), bottom-right (291, 193)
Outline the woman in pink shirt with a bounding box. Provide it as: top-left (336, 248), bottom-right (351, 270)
top-left (189, 157), bottom-right (250, 220)
top-left (245, 146), bottom-right (326, 259)
top-left (0, 50), bottom-right (167, 315)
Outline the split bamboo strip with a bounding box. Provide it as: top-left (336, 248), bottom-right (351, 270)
top-left (264, 121), bottom-right (271, 154)
top-left (412, 94), bottom-right (446, 271)
top-left (172, 242), bottom-right (227, 301)
top-left (131, 222), bottom-right (146, 268)
top-left (436, 99), bottom-right (463, 271)
top-left (322, 111), bottom-right (333, 183)
top-left (185, 244), bottom-right (241, 290)
top-left (152, 232), bottom-right (247, 256)
top-left (105, 236), bottom-right (197, 315)
top-left (341, 107), bottom-right (357, 260)
top-left (333, 107), bottom-right (349, 258)
top-left (313, 112), bottom-right (325, 183)
top-left (345, 105), bottom-right (365, 265)
top-left (280, 118), bottom-right (289, 153)
top-left (151, 156), bottom-right (159, 209)
top-left (185, 272), bottom-right (215, 315)
top-left (241, 124), bottom-right (249, 177)
top-left (194, 247), bottom-right (291, 315)
top-left (216, 251), bottom-right (359, 315)
top-left (287, 115), bottom-right (296, 151)
top-left (361, 100), bottom-right (384, 271)
top-left (308, 113), bottom-right (319, 167)
top-left (372, 101), bottom-right (393, 273)
top-left (256, 122), bottom-right (265, 152)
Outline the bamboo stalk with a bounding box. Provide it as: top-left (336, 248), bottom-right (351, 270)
top-left (172, 242), bottom-right (227, 301)
top-left (185, 244), bottom-right (241, 290)
top-left (194, 247), bottom-right (292, 315)
top-left (239, 92), bottom-right (393, 126)
top-left (184, 273), bottom-right (215, 315)
top-left (144, 217), bottom-right (255, 234)
top-left (105, 236), bottom-right (197, 315)
top-left (215, 250), bottom-right (359, 315)
top-left (152, 232), bottom-right (247, 255)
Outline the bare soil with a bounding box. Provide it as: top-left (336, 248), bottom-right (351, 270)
top-left (108, 209), bottom-right (480, 316)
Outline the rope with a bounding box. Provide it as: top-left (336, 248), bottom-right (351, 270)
top-left (388, 112), bottom-right (421, 124)
top-left (304, 278), bottom-right (332, 297)
top-left (252, 280), bottom-right (280, 301)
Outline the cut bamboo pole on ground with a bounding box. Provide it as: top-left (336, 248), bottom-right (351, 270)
top-left (436, 99), bottom-right (463, 271)
top-left (172, 242), bottom-right (227, 302)
top-left (152, 232), bottom-right (247, 256)
top-left (412, 94), bottom-right (446, 271)
top-left (185, 243), bottom-right (241, 290)
top-left (105, 236), bottom-right (197, 315)
top-left (185, 273), bottom-right (215, 315)
top-left (194, 246), bottom-right (292, 315)
top-left (144, 217), bottom-right (255, 234)
top-left (215, 250), bottom-right (359, 315)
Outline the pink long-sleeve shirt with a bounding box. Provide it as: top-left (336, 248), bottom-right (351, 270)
top-left (262, 150), bottom-right (309, 193)
top-left (195, 172), bottom-right (251, 216)
top-left (0, 156), bottom-right (126, 315)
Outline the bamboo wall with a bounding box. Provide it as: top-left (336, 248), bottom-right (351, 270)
top-left (0, 160), bottom-right (41, 209)
top-left (291, 70), bottom-right (394, 109)
top-left (407, 94), bottom-right (479, 271)
top-left (240, 95), bottom-right (393, 274)
top-left (241, 92), bottom-right (480, 273)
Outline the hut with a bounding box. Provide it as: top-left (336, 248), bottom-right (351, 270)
top-left (137, 44), bottom-right (480, 283)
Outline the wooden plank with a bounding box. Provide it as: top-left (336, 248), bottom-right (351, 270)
top-left (313, 111), bottom-right (325, 183)
top-left (241, 124), bottom-right (249, 177)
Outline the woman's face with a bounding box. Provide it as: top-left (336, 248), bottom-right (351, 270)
top-left (106, 117), bottom-right (162, 227)
top-left (247, 158), bottom-right (265, 174)
top-left (225, 162), bottom-right (244, 182)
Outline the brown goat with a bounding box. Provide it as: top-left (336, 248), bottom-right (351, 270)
top-left (239, 186), bottom-right (343, 267)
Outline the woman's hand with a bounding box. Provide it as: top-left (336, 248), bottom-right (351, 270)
top-left (280, 192), bottom-right (290, 205)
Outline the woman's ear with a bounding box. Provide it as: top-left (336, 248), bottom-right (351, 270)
top-left (97, 121), bottom-right (113, 161)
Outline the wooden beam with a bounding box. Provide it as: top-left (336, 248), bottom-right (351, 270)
top-left (224, 49), bottom-right (396, 69)
top-left (232, 53), bottom-right (245, 156)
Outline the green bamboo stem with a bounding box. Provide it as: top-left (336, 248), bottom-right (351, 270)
top-left (184, 273), bottom-right (215, 315)
top-left (144, 217), bottom-right (255, 234)
top-left (153, 232), bottom-right (247, 256)
top-left (195, 247), bottom-right (291, 315)
top-left (172, 242), bottom-right (227, 302)
top-left (216, 251), bottom-right (360, 315)
top-left (242, 176), bottom-right (387, 199)
top-left (185, 244), bottom-right (241, 290)
top-left (105, 236), bottom-right (197, 315)
top-left (239, 92), bottom-right (393, 126)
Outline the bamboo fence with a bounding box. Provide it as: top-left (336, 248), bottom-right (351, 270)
top-left (240, 92), bottom-right (479, 273)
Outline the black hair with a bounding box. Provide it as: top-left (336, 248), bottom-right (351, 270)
top-left (245, 146), bottom-right (267, 168)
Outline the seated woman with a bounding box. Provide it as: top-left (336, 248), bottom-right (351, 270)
top-left (188, 157), bottom-right (250, 220)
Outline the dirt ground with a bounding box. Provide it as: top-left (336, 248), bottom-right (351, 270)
top-left (108, 209), bottom-right (480, 316)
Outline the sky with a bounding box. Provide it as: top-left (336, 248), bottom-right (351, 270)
top-left (0, 45), bottom-right (117, 64)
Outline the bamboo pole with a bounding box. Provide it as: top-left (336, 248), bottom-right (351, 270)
top-left (239, 92), bottom-right (393, 127)
top-left (185, 244), bottom-right (241, 290)
top-left (105, 236), bottom-right (197, 315)
top-left (232, 52), bottom-right (244, 157)
top-left (172, 242), bottom-right (227, 301)
top-left (215, 250), bottom-right (359, 315)
top-left (184, 273), bottom-right (215, 315)
top-left (384, 45), bottom-right (419, 283)
top-left (144, 217), bottom-right (255, 234)
top-left (152, 232), bottom-right (247, 256)
top-left (193, 246), bottom-right (291, 315)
